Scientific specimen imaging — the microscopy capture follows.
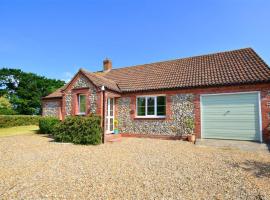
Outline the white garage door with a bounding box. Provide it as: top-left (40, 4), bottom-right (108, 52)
top-left (201, 92), bottom-right (261, 141)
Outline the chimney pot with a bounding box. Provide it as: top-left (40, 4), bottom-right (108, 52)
top-left (103, 58), bottom-right (112, 72)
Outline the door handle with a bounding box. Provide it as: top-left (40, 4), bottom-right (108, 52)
top-left (224, 110), bottom-right (230, 115)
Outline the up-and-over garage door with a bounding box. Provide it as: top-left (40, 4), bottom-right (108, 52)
top-left (201, 92), bottom-right (261, 141)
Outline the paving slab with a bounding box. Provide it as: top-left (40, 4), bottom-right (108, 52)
top-left (196, 139), bottom-right (270, 153)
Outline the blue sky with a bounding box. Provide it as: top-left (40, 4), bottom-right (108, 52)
top-left (0, 0), bottom-right (269, 82)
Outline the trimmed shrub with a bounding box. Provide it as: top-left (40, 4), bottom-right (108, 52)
top-left (39, 117), bottom-right (60, 134)
top-left (0, 115), bottom-right (41, 128)
top-left (0, 108), bottom-right (17, 115)
top-left (53, 116), bottom-right (102, 145)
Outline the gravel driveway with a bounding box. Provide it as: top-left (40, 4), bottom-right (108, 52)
top-left (0, 134), bottom-right (269, 200)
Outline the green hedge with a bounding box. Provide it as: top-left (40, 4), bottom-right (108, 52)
top-left (0, 115), bottom-right (41, 128)
top-left (53, 116), bottom-right (102, 145)
top-left (0, 108), bottom-right (17, 115)
top-left (39, 117), bottom-right (60, 134)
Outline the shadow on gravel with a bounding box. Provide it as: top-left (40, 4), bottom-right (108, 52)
top-left (267, 143), bottom-right (270, 153)
top-left (39, 134), bottom-right (55, 142)
top-left (233, 160), bottom-right (270, 178)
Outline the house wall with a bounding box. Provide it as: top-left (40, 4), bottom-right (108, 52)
top-left (43, 80), bottom-right (270, 142)
top-left (63, 74), bottom-right (98, 116)
top-left (42, 99), bottom-right (62, 119)
top-left (116, 94), bottom-right (194, 136)
top-left (117, 83), bottom-right (270, 142)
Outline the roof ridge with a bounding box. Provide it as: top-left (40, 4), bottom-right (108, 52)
top-left (104, 47), bottom-right (253, 72)
top-left (81, 68), bottom-right (115, 83)
top-left (81, 68), bottom-right (121, 91)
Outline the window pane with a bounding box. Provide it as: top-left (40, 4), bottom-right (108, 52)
top-left (157, 96), bottom-right (166, 106)
top-left (105, 118), bottom-right (108, 131)
top-left (157, 106), bottom-right (166, 116)
top-left (157, 96), bottom-right (166, 116)
top-left (147, 97), bottom-right (155, 115)
top-left (110, 98), bottom-right (113, 116)
top-left (137, 106), bottom-right (145, 116)
top-left (137, 97), bottom-right (145, 106)
top-left (110, 118), bottom-right (114, 131)
top-left (137, 97), bottom-right (145, 116)
top-left (79, 95), bottom-right (86, 113)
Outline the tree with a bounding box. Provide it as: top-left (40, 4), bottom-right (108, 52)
top-left (0, 68), bottom-right (65, 115)
top-left (0, 95), bottom-right (16, 114)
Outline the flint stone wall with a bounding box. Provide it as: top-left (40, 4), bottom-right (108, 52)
top-left (43, 101), bottom-right (60, 117)
top-left (117, 94), bottom-right (194, 136)
top-left (65, 75), bottom-right (97, 116)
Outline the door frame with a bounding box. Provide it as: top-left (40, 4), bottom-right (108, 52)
top-left (106, 97), bottom-right (114, 134)
top-left (200, 91), bottom-right (262, 142)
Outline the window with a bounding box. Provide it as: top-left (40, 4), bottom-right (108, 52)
top-left (136, 96), bottom-right (166, 117)
top-left (78, 94), bottom-right (86, 114)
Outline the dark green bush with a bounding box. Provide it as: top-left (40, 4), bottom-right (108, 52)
top-left (53, 116), bottom-right (102, 145)
top-left (39, 117), bottom-right (60, 134)
top-left (0, 115), bottom-right (41, 128)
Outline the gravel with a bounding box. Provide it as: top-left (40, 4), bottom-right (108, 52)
top-left (0, 134), bottom-right (269, 199)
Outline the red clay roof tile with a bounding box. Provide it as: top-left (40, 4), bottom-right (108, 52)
top-left (99, 48), bottom-right (270, 92)
top-left (44, 48), bottom-right (270, 99)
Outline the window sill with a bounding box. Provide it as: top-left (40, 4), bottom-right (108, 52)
top-left (134, 116), bottom-right (166, 120)
top-left (76, 113), bottom-right (86, 116)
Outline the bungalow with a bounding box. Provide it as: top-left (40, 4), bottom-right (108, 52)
top-left (42, 48), bottom-right (270, 142)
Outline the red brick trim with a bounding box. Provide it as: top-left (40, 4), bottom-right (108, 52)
top-left (130, 95), bottom-right (136, 120)
top-left (96, 91), bottom-right (102, 116)
top-left (165, 94), bottom-right (172, 120)
top-left (62, 70), bottom-right (99, 93)
top-left (71, 88), bottom-right (90, 116)
top-left (121, 133), bottom-right (182, 140)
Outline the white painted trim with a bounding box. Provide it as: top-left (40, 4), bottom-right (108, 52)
top-left (134, 116), bottom-right (166, 119)
top-left (106, 98), bottom-right (114, 134)
top-left (200, 91), bottom-right (262, 142)
top-left (135, 95), bottom-right (166, 118)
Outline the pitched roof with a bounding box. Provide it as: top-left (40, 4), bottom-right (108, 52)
top-left (99, 48), bottom-right (270, 92)
top-left (44, 48), bottom-right (270, 99)
top-left (81, 69), bottom-right (121, 92)
top-left (43, 69), bottom-right (120, 99)
top-left (42, 86), bottom-right (65, 99)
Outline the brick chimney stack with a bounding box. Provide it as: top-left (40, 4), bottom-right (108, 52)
top-left (103, 58), bottom-right (112, 72)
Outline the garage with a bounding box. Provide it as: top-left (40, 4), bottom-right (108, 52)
top-left (201, 92), bottom-right (261, 141)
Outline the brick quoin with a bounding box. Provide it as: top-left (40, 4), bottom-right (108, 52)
top-left (71, 88), bottom-right (90, 116)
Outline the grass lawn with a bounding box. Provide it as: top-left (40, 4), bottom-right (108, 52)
top-left (0, 125), bottom-right (39, 137)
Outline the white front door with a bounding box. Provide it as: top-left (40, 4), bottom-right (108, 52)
top-left (106, 98), bottom-right (114, 134)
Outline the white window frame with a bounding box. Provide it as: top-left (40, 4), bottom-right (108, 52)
top-left (106, 98), bottom-right (114, 134)
top-left (78, 94), bottom-right (86, 115)
top-left (136, 95), bottom-right (166, 118)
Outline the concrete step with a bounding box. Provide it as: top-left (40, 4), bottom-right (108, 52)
top-left (105, 134), bottom-right (122, 142)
